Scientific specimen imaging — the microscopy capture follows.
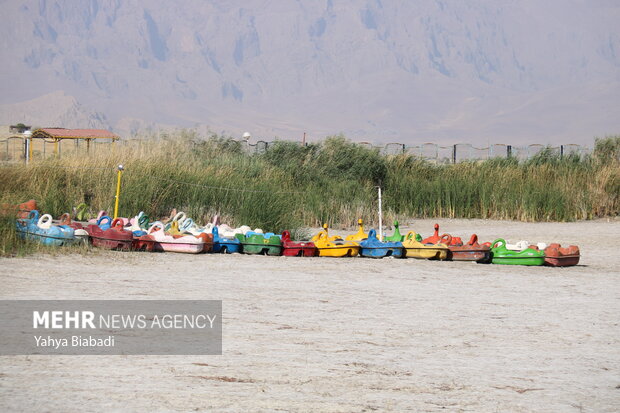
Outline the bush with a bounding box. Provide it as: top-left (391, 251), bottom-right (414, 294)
top-left (593, 136), bottom-right (620, 165)
top-left (315, 135), bottom-right (387, 185)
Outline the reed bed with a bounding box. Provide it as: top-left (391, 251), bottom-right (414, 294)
top-left (0, 133), bottom-right (618, 256)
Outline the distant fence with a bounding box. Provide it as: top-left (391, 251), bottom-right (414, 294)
top-left (238, 139), bottom-right (592, 163)
top-left (0, 136), bottom-right (118, 163)
top-left (0, 135), bottom-right (592, 164)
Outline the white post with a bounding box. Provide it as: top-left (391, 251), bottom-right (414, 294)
top-left (378, 186), bottom-right (383, 241)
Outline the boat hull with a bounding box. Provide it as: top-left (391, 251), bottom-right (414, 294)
top-left (282, 243), bottom-right (317, 257)
top-left (241, 243), bottom-right (282, 256)
top-left (360, 246), bottom-right (403, 258)
top-left (449, 248), bottom-right (492, 263)
top-left (404, 247), bottom-right (449, 260)
top-left (317, 246), bottom-right (360, 257)
top-left (16, 228), bottom-right (76, 246)
top-left (212, 240), bottom-right (242, 253)
top-left (544, 255), bottom-right (580, 267)
top-left (90, 235), bottom-right (133, 251)
top-left (237, 233), bottom-right (283, 256)
top-left (491, 256), bottom-right (546, 266)
top-left (132, 238), bottom-right (155, 251)
top-left (151, 242), bottom-right (205, 253)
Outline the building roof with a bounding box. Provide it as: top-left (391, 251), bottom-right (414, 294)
top-left (31, 128), bottom-right (119, 140)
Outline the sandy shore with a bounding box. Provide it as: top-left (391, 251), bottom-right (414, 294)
top-left (1, 218), bottom-right (619, 412)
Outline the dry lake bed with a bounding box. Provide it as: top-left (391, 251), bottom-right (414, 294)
top-left (1, 219), bottom-right (619, 412)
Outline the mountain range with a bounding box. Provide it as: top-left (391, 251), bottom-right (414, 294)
top-left (1, 0), bottom-right (619, 145)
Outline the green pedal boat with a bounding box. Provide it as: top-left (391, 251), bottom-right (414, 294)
top-left (490, 239), bottom-right (545, 266)
top-left (236, 232), bottom-right (283, 256)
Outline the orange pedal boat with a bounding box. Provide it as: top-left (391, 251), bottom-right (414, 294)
top-left (422, 223), bottom-right (463, 245)
top-left (543, 244), bottom-right (580, 267)
top-left (448, 234), bottom-right (492, 263)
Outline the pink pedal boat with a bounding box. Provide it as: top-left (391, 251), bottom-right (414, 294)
top-left (134, 221), bottom-right (211, 253)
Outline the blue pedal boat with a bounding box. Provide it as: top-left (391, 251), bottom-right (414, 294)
top-left (211, 226), bottom-right (242, 253)
top-left (359, 229), bottom-right (404, 258)
top-left (16, 210), bottom-right (76, 246)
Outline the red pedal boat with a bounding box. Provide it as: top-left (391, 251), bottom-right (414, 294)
top-left (281, 230), bottom-right (317, 257)
top-left (86, 218), bottom-right (133, 250)
top-left (58, 213), bottom-right (90, 243)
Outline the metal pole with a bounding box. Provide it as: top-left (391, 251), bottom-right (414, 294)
top-left (452, 144), bottom-right (457, 164)
top-left (113, 164), bottom-right (124, 219)
top-left (378, 186), bottom-right (383, 241)
top-left (24, 138), bottom-right (29, 164)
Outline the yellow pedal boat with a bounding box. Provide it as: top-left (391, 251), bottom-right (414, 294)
top-left (402, 230), bottom-right (450, 260)
top-left (312, 224), bottom-right (360, 257)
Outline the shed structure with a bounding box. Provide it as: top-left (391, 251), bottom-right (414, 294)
top-left (29, 128), bottom-right (120, 158)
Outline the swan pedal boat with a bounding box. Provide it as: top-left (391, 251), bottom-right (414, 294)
top-left (311, 225), bottom-right (360, 257)
top-left (402, 230), bottom-right (450, 260)
top-left (164, 211), bottom-right (244, 253)
top-left (447, 234), bottom-right (491, 263)
top-left (86, 216), bottom-right (133, 250)
top-left (134, 221), bottom-right (211, 253)
top-left (16, 210), bottom-right (76, 246)
top-left (422, 223), bottom-right (463, 245)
